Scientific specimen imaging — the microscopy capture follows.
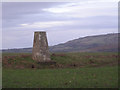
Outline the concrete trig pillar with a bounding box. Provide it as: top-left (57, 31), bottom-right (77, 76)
top-left (32, 31), bottom-right (51, 62)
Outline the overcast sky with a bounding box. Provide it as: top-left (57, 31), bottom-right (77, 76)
top-left (2, 0), bottom-right (118, 49)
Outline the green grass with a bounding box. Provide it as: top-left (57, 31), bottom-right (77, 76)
top-left (51, 52), bottom-right (118, 66)
top-left (2, 53), bottom-right (31, 57)
top-left (3, 66), bottom-right (118, 88)
top-left (3, 52), bottom-right (118, 68)
top-left (2, 52), bottom-right (119, 88)
top-left (0, 67), bottom-right (1, 89)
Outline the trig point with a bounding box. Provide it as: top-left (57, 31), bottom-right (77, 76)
top-left (32, 31), bottom-right (51, 62)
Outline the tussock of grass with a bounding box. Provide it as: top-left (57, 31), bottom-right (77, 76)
top-left (51, 52), bottom-right (118, 67)
top-left (3, 52), bottom-right (118, 68)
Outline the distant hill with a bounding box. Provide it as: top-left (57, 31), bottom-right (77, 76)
top-left (2, 33), bottom-right (119, 53)
top-left (50, 33), bottom-right (119, 52)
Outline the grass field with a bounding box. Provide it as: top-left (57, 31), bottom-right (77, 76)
top-left (2, 52), bottom-right (119, 88)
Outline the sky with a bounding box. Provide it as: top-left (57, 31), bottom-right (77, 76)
top-left (2, 0), bottom-right (119, 49)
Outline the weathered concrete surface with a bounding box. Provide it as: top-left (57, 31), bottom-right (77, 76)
top-left (32, 32), bottom-right (51, 62)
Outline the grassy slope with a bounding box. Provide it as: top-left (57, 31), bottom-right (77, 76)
top-left (2, 52), bottom-right (119, 88)
top-left (50, 33), bottom-right (119, 52)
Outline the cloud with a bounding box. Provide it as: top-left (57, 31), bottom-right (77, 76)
top-left (2, 1), bottom-right (118, 49)
top-left (20, 21), bottom-right (76, 29)
top-left (42, 1), bottom-right (118, 18)
top-left (2, 2), bottom-right (66, 20)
